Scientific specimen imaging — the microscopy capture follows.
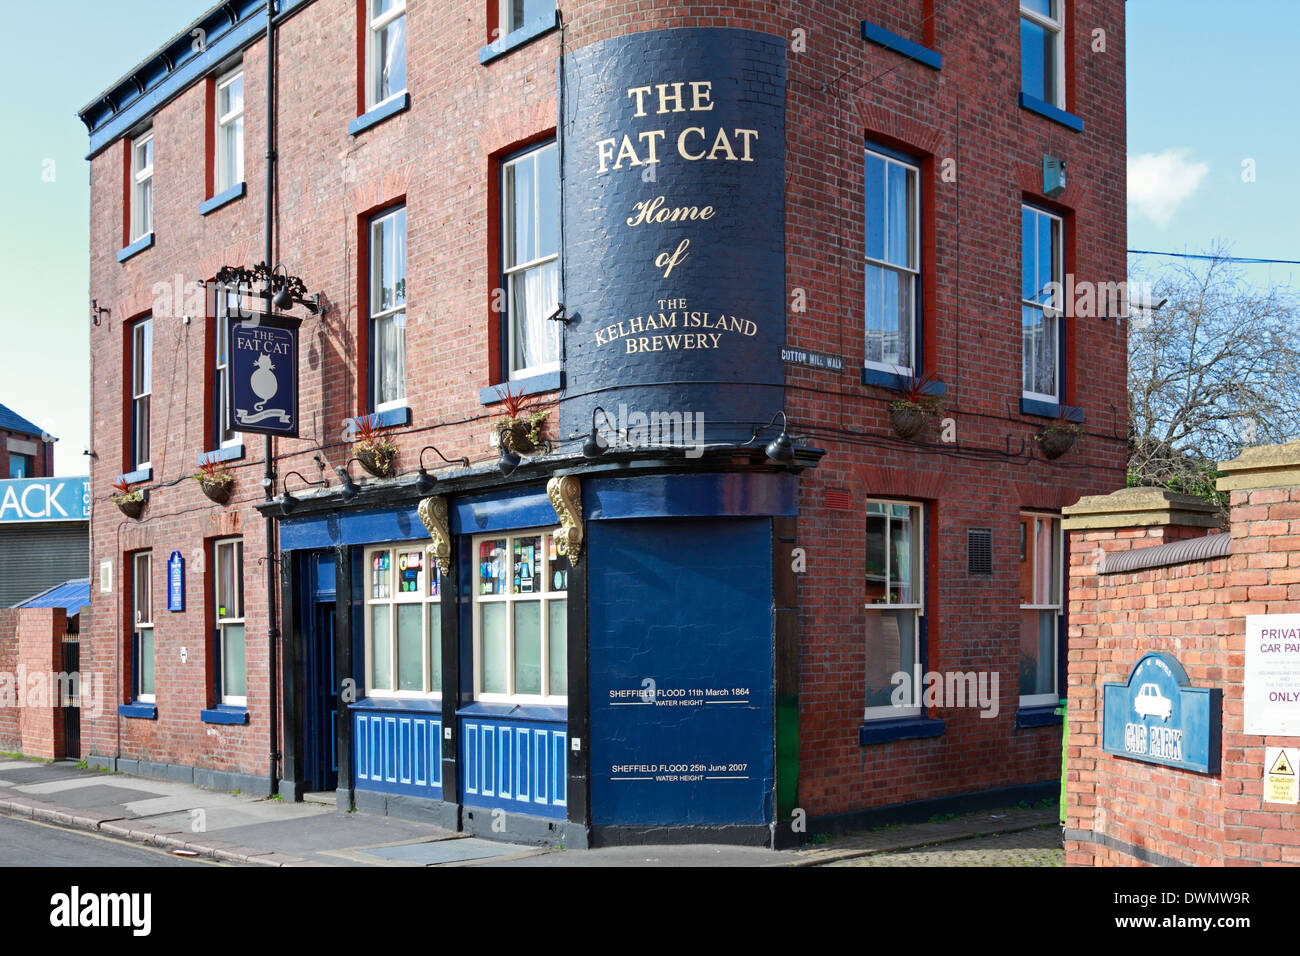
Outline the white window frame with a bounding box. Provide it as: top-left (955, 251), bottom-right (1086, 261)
top-left (1021, 204), bottom-right (1063, 404)
top-left (472, 528), bottom-right (569, 705)
top-left (133, 551), bottom-right (155, 703)
top-left (368, 206), bottom-right (407, 413)
top-left (216, 292), bottom-right (242, 449)
top-left (1020, 0), bottom-right (1066, 109)
top-left (131, 317), bottom-right (152, 471)
top-left (214, 537), bottom-right (247, 706)
top-left (502, 141), bottom-right (561, 379)
top-left (214, 67), bottom-right (244, 194)
top-left (366, 0), bottom-right (407, 111)
top-left (863, 146), bottom-right (920, 375)
top-left (364, 544), bottom-right (443, 698)
top-left (131, 131), bottom-right (154, 242)
top-left (1019, 512), bottom-right (1063, 707)
top-left (863, 499), bottom-right (924, 720)
top-left (499, 0), bottom-right (553, 35)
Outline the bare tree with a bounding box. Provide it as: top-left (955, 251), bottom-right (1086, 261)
top-left (1128, 244), bottom-right (1300, 506)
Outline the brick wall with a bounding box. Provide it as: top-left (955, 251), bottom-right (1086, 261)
top-left (0, 607), bottom-right (71, 760)
top-left (0, 428), bottom-right (54, 479)
top-left (83, 0), bottom-right (1128, 813)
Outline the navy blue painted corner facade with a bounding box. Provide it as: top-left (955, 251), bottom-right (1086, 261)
top-left (584, 472), bottom-right (797, 521)
top-left (861, 21), bottom-right (942, 70)
top-left (559, 28), bottom-right (787, 446)
top-left (588, 518), bottom-right (775, 826)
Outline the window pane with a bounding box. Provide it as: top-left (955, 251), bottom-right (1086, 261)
top-left (548, 600), bottom-right (567, 696)
top-left (135, 555), bottom-right (151, 623)
top-left (1021, 207), bottom-right (1037, 301)
top-left (373, 0), bottom-right (400, 17)
top-left (481, 603), bottom-right (508, 693)
top-left (880, 268), bottom-right (899, 363)
top-left (864, 262), bottom-right (884, 364)
top-left (1019, 609), bottom-right (1056, 696)
top-left (885, 161), bottom-right (912, 268)
top-left (371, 605), bottom-right (392, 690)
top-left (370, 549), bottom-right (391, 600)
top-left (865, 610), bottom-right (915, 709)
top-left (865, 512), bottom-right (888, 604)
top-left (1038, 212), bottom-right (1057, 306)
top-left (396, 603), bottom-right (423, 691)
top-left (547, 534), bottom-right (570, 592)
top-left (1035, 311), bottom-right (1057, 397)
top-left (134, 396), bottom-right (150, 467)
top-left (219, 114), bottom-right (243, 188)
top-left (890, 509), bottom-right (915, 604)
top-left (513, 534), bottom-right (542, 594)
top-left (374, 16), bottom-right (406, 101)
top-left (514, 601), bottom-right (542, 696)
top-left (1022, 305), bottom-right (1041, 393)
top-left (223, 624), bottom-right (246, 699)
top-left (139, 628), bottom-right (154, 696)
top-left (137, 178), bottom-right (153, 236)
top-left (863, 152), bottom-right (885, 262)
top-left (219, 74), bottom-right (243, 117)
top-left (1020, 18), bottom-right (1050, 102)
top-left (506, 155), bottom-right (536, 267)
top-left (373, 313), bottom-right (407, 405)
top-left (535, 145), bottom-right (559, 259)
top-left (891, 270), bottom-right (913, 370)
top-left (217, 544), bottom-right (234, 618)
top-left (373, 210), bottom-right (407, 312)
top-left (429, 603), bottom-right (443, 690)
top-left (479, 539), bottom-right (507, 594)
top-left (1022, 0), bottom-right (1054, 17)
top-left (510, 259), bottom-right (560, 371)
top-left (134, 322), bottom-right (152, 395)
top-left (397, 549), bottom-right (423, 594)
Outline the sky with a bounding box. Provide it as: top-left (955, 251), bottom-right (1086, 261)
top-left (0, 1), bottom-right (1296, 476)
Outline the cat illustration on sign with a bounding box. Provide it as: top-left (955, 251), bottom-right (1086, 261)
top-left (250, 353), bottom-right (278, 412)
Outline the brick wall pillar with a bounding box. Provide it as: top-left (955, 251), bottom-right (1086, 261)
top-left (16, 608), bottom-right (67, 760)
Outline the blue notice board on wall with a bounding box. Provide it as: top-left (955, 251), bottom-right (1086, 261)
top-left (1102, 652), bottom-right (1221, 774)
top-left (167, 551), bottom-right (184, 612)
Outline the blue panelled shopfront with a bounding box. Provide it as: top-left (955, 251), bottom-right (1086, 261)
top-left (272, 468), bottom-right (804, 846)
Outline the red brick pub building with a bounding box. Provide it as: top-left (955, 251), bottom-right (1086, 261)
top-left (77, 0), bottom-right (1127, 847)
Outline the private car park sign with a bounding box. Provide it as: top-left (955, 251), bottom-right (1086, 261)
top-left (1102, 652), bottom-right (1221, 774)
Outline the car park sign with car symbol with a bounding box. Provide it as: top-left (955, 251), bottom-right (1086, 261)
top-left (1103, 652), bottom-right (1221, 774)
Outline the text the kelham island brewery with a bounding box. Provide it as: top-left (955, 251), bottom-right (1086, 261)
top-left (593, 80), bottom-right (762, 355)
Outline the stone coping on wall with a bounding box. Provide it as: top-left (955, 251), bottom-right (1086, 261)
top-left (1217, 439), bottom-right (1300, 491)
top-left (1097, 531), bottom-right (1231, 575)
top-left (1060, 486), bottom-right (1221, 531)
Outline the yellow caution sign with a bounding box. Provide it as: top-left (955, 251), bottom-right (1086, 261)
top-left (1265, 747), bottom-right (1299, 805)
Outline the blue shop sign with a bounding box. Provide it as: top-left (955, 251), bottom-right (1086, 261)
top-left (0, 477), bottom-right (89, 523)
top-left (230, 313), bottom-right (299, 438)
top-left (1102, 652), bottom-right (1221, 774)
top-left (167, 551), bottom-right (185, 612)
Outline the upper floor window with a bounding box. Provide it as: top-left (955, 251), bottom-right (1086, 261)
top-left (8, 453), bottom-right (33, 479)
top-left (1019, 513), bottom-right (1062, 707)
top-left (215, 292), bottom-right (241, 448)
top-left (215, 69), bottom-right (244, 193)
top-left (369, 206), bottom-right (407, 411)
top-left (130, 317), bottom-right (153, 471)
top-left (365, 545), bottom-right (443, 696)
top-left (473, 530), bottom-right (569, 703)
top-left (1021, 204), bottom-right (1063, 403)
top-left (131, 131), bottom-right (154, 241)
top-left (214, 538), bottom-right (246, 706)
top-left (132, 551), bottom-right (155, 702)
top-left (864, 145), bottom-right (920, 374)
top-left (367, 0), bottom-right (407, 109)
top-left (502, 140), bottom-right (560, 378)
top-left (864, 500), bottom-right (924, 719)
top-left (500, 0), bottom-right (553, 35)
top-left (1020, 0), bottom-right (1065, 109)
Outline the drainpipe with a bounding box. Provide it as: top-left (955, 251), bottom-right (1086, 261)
top-left (263, 0), bottom-right (280, 795)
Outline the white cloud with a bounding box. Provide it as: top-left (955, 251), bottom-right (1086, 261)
top-left (1127, 148), bottom-right (1209, 226)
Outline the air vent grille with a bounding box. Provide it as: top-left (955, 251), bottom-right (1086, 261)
top-left (967, 528), bottom-right (993, 575)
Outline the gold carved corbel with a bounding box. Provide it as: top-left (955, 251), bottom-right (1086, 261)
top-left (417, 496), bottom-right (452, 575)
top-left (547, 475), bottom-right (584, 567)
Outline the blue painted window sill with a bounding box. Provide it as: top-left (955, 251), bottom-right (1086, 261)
top-left (862, 366), bottom-right (947, 395)
top-left (350, 696), bottom-right (442, 713)
top-left (349, 92), bottom-right (410, 136)
top-left (479, 12), bottom-right (559, 65)
top-left (201, 706), bottom-right (249, 725)
top-left (456, 701), bottom-right (567, 722)
top-left (352, 407), bottom-right (410, 431)
top-left (1020, 398), bottom-right (1084, 422)
top-left (117, 233), bottom-right (154, 263)
top-left (118, 702), bottom-right (157, 719)
top-left (859, 716), bottom-right (945, 745)
top-left (1015, 704), bottom-right (1062, 728)
top-left (479, 370), bottom-right (564, 406)
top-left (197, 444), bottom-right (245, 467)
top-left (861, 20), bottom-right (941, 70)
top-left (199, 182), bottom-right (246, 216)
top-left (121, 467), bottom-right (152, 485)
top-left (1019, 93), bottom-right (1083, 132)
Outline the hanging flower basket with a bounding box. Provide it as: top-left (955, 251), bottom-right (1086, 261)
top-left (111, 478), bottom-right (145, 519)
top-left (351, 415), bottom-right (398, 478)
top-left (493, 383), bottom-right (552, 456)
top-left (884, 370), bottom-right (944, 440)
top-left (888, 401), bottom-right (931, 439)
top-left (194, 460), bottom-right (234, 505)
top-left (1036, 422), bottom-right (1082, 460)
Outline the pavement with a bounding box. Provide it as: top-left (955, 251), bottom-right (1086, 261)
top-left (0, 755), bottom-right (1060, 867)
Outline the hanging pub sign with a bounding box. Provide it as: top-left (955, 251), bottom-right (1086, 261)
top-left (1102, 652), bottom-right (1221, 774)
top-left (229, 312), bottom-right (300, 438)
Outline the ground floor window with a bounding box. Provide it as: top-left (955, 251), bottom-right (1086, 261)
top-left (864, 500), bottom-right (924, 719)
top-left (365, 544), bottom-right (442, 696)
top-left (473, 529), bottom-right (569, 703)
top-left (1019, 512), bottom-right (1062, 707)
top-left (131, 551), bottom-right (154, 702)
top-left (214, 538), bottom-right (246, 705)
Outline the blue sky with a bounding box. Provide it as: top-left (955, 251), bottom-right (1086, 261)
top-left (0, 1), bottom-right (1295, 475)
